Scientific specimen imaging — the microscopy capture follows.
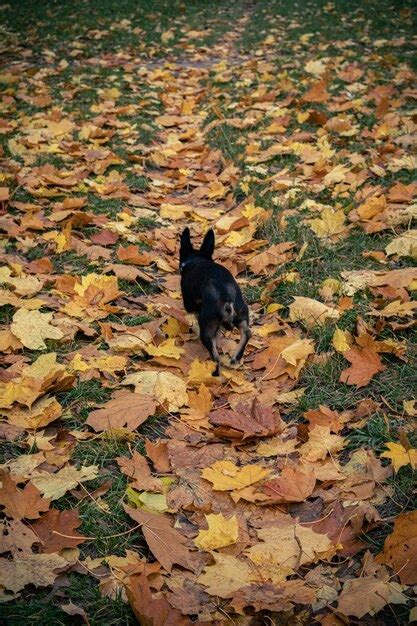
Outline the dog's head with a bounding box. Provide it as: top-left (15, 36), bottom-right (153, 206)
top-left (179, 227), bottom-right (215, 270)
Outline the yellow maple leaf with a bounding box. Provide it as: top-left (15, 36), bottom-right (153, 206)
top-left (281, 338), bottom-right (315, 366)
top-left (188, 359), bottom-right (216, 384)
top-left (332, 327), bottom-right (351, 353)
top-left (319, 278), bottom-right (341, 302)
top-left (381, 442), bottom-right (417, 472)
top-left (31, 465), bottom-right (99, 500)
top-left (197, 553), bottom-right (257, 598)
top-left (246, 521), bottom-right (335, 576)
top-left (3, 396), bottom-right (62, 429)
top-left (308, 207), bottom-right (346, 239)
top-left (159, 203), bottom-right (190, 220)
top-left (201, 460), bottom-right (270, 491)
top-left (357, 195), bottom-right (386, 220)
top-left (69, 354), bottom-right (127, 374)
top-left (122, 370), bottom-right (187, 412)
top-left (403, 400), bottom-right (416, 417)
top-left (144, 338), bottom-right (184, 360)
top-left (225, 226), bottom-right (256, 248)
top-left (11, 309), bottom-right (63, 350)
top-left (194, 513), bottom-right (239, 551)
top-left (63, 274), bottom-right (121, 321)
top-left (299, 425), bottom-right (345, 462)
top-left (289, 296), bottom-right (340, 328)
top-left (385, 229), bottom-right (417, 260)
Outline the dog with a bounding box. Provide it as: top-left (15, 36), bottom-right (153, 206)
top-left (179, 227), bottom-right (251, 376)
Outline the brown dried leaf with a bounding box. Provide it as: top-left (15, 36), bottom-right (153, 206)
top-left (123, 506), bottom-right (194, 572)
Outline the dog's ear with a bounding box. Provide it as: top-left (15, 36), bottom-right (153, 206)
top-left (180, 227), bottom-right (193, 257)
top-left (200, 229), bottom-right (215, 258)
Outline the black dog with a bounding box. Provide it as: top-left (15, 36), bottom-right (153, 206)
top-left (179, 227), bottom-right (251, 376)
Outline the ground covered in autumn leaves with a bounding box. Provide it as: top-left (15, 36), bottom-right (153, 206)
top-left (0, 0), bottom-right (416, 624)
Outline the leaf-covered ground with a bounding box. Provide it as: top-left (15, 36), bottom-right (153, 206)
top-left (0, 0), bottom-right (416, 624)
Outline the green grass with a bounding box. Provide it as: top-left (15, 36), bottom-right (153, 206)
top-left (1, 576), bottom-right (136, 626)
top-left (59, 380), bottom-right (112, 426)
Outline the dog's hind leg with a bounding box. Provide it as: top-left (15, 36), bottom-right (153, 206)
top-left (199, 317), bottom-right (221, 376)
top-left (230, 319), bottom-right (251, 365)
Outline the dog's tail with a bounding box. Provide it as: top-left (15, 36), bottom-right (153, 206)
top-left (222, 302), bottom-right (235, 324)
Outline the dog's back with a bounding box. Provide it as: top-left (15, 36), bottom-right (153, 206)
top-left (181, 258), bottom-right (247, 328)
top-left (180, 228), bottom-right (251, 375)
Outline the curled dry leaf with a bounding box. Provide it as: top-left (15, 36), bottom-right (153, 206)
top-left (117, 451), bottom-right (163, 492)
top-left (209, 398), bottom-right (283, 441)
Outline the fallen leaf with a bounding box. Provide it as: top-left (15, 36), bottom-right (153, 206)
top-left (11, 309), bottom-right (64, 350)
top-left (197, 553), bottom-right (255, 598)
top-left (86, 391), bottom-right (156, 432)
top-left (263, 466), bottom-right (316, 502)
top-left (209, 398), bottom-right (282, 441)
top-left (308, 207), bottom-right (346, 239)
top-left (380, 442), bottom-right (417, 472)
top-left (0, 518), bottom-right (38, 555)
top-left (201, 460), bottom-right (270, 491)
top-left (337, 575), bottom-right (406, 618)
top-left (123, 506), bottom-right (194, 572)
top-left (31, 508), bottom-right (86, 553)
top-left (385, 229), bottom-right (417, 259)
top-left (376, 510), bottom-right (417, 584)
top-left (246, 519), bottom-right (334, 577)
top-left (194, 513), bottom-right (239, 551)
top-left (0, 552), bottom-right (74, 596)
top-left (60, 603), bottom-right (89, 624)
top-left (340, 346), bottom-right (385, 387)
top-left (289, 297), bottom-right (340, 328)
top-left (0, 473), bottom-right (51, 520)
top-left (3, 396), bottom-right (62, 429)
top-left (31, 465), bottom-right (99, 500)
top-left (332, 327), bottom-right (351, 353)
top-left (117, 451), bottom-right (163, 492)
top-left (122, 371), bottom-right (187, 412)
top-left (300, 425), bottom-right (345, 462)
top-left (126, 571), bottom-right (191, 626)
